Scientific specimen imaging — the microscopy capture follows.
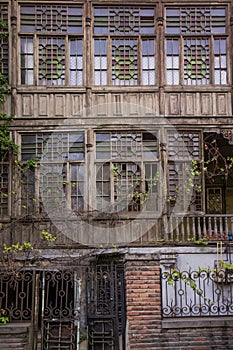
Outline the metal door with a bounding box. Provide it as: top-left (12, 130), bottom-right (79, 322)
top-left (86, 259), bottom-right (126, 350)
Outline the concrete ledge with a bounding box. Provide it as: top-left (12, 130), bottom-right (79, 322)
top-left (162, 317), bottom-right (233, 329)
top-left (0, 322), bottom-right (31, 334)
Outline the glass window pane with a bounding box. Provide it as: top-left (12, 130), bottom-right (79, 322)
top-left (142, 74), bottom-right (148, 85)
top-left (28, 72), bottom-right (33, 85)
top-left (27, 56), bottom-right (33, 69)
top-left (166, 57), bottom-right (173, 69)
top-left (148, 57), bottom-right (155, 69)
top-left (220, 56), bottom-right (226, 68)
top-left (173, 71), bottom-right (179, 84)
top-left (215, 57), bottom-right (220, 68)
top-left (214, 71), bottom-right (220, 84)
top-left (220, 40), bottom-right (226, 54)
top-left (94, 72), bottom-right (101, 85)
top-left (148, 71), bottom-right (155, 85)
top-left (220, 71), bottom-right (227, 84)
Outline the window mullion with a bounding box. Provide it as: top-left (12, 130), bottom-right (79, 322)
top-left (108, 36), bottom-right (112, 86)
top-left (138, 36), bottom-right (142, 85)
top-left (110, 162), bottom-right (114, 205)
top-left (226, 36), bottom-right (230, 85)
top-left (34, 34), bottom-right (38, 86)
top-left (65, 35), bottom-right (69, 85)
top-left (35, 166), bottom-right (40, 215)
top-left (180, 36), bottom-right (183, 86)
top-left (210, 35), bottom-right (214, 84)
top-left (66, 163), bottom-right (71, 209)
top-left (140, 160), bottom-right (145, 194)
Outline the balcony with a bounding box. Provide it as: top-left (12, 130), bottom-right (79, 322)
top-left (0, 213), bottom-right (233, 248)
top-left (163, 214), bottom-right (233, 243)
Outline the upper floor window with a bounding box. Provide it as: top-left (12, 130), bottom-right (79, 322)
top-left (21, 132), bottom-right (85, 215)
top-left (166, 7), bottom-right (227, 85)
top-left (20, 5), bottom-right (83, 86)
top-left (0, 4), bottom-right (8, 81)
top-left (168, 131), bottom-right (202, 213)
top-left (94, 7), bottom-right (156, 86)
top-left (95, 131), bottom-right (158, 213)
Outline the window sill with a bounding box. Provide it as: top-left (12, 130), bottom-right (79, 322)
top-left (162, 316), bottom-right (233, 329)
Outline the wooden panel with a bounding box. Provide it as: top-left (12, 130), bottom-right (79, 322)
top-left (143, 93), bottom-right (155, 115)
top-left (22, 95), bottom-right (32, 116)
top-left (0, 96), bottom-right (11, 115)
top-left (95, 94), bottom-right (108, 115)
top-left (112, 94), bottom-right (123, 115)
top-left (201, 94), bottom-right (211, 115)
top-left (55, 95), bottom-right (65, 116)
top-left (185, 94), bottom-right (195, 115)
top-left (216, 94), bottom-right (227, 115)
top-left (169, 94), bottom-right (180, 115)
top-left (38, 95), bottom-right (49, 116)
top-left (72, 95), bottom-right (82, 116)
top-left (128, 94), bottom-right (139, 115)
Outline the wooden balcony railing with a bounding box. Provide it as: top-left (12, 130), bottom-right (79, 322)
top-left (163, 214), bottom-right (233, 242)
top-left (0, 214), bottom-right (233, 247)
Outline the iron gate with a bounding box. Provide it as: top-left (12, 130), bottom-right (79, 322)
top-left (0, 261), bottom-right (125, 350)
top-left (40, 270), bottom-right (81, 350)
top-left (0, 269), bottom-right (81, 350)
top-left (86, 259), bottom-right (126, 350)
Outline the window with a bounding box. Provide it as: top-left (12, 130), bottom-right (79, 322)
top-left (0, 4), bottom-right (8, 80)
top-left (166, 7), bottom-right (227, 85)
top-left (94, 7), bottom-right (156, 86)
top-left (204, 132), bottom-right (233, 216)
top-left (95, 131), bottom-right (158, 213)
top-left (168, 131), bottom-right (202, 212)
top-left (21, 132), bottom-right (85, 215)
top-left (206, 187), bottom-right (223, 214)
top-left (20, 5), bottom-right (83, 86)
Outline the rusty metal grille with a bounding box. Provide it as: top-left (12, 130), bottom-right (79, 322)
top-left (87, 259), bottom-right (126, 350)
top-left (0, 271), bottom-right (35, 321)
top-left (0, 269), bottom-right (81, 349)
top-left (40, 270), bottom-right (80, 350)
top-left (162, 268), bottom-right (233, 317)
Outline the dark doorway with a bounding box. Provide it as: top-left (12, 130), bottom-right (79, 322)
top-left (86, 258), bottom-right (126, 350)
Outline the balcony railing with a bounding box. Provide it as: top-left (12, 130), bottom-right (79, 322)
top-left (163, 214), bottom-right (233, 243)
top-left (0, 214), bottom-right (233, 247)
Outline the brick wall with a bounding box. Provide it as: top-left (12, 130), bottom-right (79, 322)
top-left (160, 326), bottom-right (233, 349)
top-left (125, 254), bottom-right (161, 349)
top-left (125, 254), bottom-right (233, 349)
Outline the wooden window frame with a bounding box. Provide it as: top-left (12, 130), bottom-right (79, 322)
top-left (93, 6), bottom-right (157, 86)
top-left (20, 132), bottom-right (86, 216)
top-left (165, 5), bottom-right (229, 86)
top-left (19, 4), bottom-right (83, 86)
top-left (94, 131), bottom-right (159, 215)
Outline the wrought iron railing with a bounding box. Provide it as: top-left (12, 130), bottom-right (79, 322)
top-left (161, 268), bottom-right (233, 317)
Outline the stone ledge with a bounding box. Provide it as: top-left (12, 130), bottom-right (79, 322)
top-left (162, 317), bottom-right (233, 329)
